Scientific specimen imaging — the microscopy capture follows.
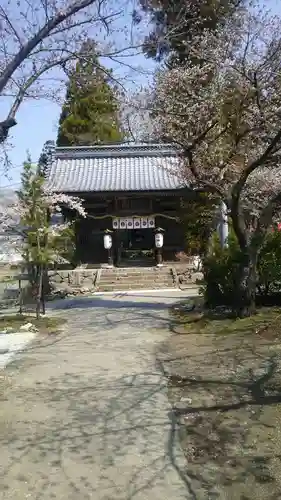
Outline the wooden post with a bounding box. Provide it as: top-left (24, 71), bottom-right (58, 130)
top-left (41, 265), bottom-right (46, 316)
top-left (36, 265), bottom-right (43, 320)
top-left (108, 246), bottom-right (113, 267)
top-left (19, 276), bottom-right (23, 315)
top-left (156, 247), bottom-right (163, 266)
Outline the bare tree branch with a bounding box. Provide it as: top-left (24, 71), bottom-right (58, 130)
top-left (0, 0), bottom-right (102, 93)
top-left (0, 0), bottom-right (146, 144)
top-left (0, 6), bottom-right (23, 47)
top-left (7, 56), bottom-right (72, 121)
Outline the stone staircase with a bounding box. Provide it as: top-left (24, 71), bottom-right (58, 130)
top-left (96, 266), bottom-right (178, 292)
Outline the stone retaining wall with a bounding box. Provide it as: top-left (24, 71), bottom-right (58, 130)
top-left (49, 269), bottom-right (98, 296)
top-left (175, 257), bottom-right (203, 288)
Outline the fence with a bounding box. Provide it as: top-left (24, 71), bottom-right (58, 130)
top-left (0, 269), bottom-right (32, 312)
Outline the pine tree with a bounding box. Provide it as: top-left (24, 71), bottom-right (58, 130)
top-left (136, 0), bottom-right (243, 65)
top-left (57, 41), bottom-right (124, 146)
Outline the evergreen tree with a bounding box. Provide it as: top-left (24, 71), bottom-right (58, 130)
top-left (136, 0), bottom-right (243, 65)
top-left (57, 41), bottom-right (124, 146)
top-left (15, 159), bottom-right (86, 317)
top-left (17, 159), bottom-right (51, 317)
top-left (38, 140), bottom-right (55, 176)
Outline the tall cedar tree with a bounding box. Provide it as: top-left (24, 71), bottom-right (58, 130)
top-left (136, 0), bottom-right (242, 65)
top-left (57, 42), bottom-right (124, 146)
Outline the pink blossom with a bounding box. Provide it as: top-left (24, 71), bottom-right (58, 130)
top-left (0, 186), bottom-right (87, 263)
top-left (151, 4), bottom-right (281, 244)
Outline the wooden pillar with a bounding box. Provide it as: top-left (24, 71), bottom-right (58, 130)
top-left (74, 218), bottom-right (81, 265)
top-left (113, 196), bottom-right (118, 213)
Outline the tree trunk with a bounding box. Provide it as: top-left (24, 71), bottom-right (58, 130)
top-left (41, 282), bottom-right (46, 316)
top-left (235, 252), bottom-right (258, 317)
top-left (41, 265), bottom-right (50, 316)
top-left (36, 265), bottom-right (43, 320)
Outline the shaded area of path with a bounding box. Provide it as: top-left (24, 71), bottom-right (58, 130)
top-left (0, 291), bottom-right (195, 500)
top-left (157, 327), bottom-right (281, 499)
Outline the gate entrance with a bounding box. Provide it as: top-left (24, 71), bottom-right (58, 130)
top-left (115, 229), bottom-right (155, 266)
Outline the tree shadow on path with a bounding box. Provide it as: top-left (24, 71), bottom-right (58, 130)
top-left (0, 292), bottom-right (195, 500)
top-left (157, 332), bottom-right (281, 499)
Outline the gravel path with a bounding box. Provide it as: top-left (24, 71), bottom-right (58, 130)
top-left (0, 291), bottom-right (196, 500)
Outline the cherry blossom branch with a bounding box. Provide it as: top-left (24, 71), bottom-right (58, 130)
top-left (232, 127), bottom-right (281, 206)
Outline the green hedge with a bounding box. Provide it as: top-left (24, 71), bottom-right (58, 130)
top-left (257, 230), bottom-right (281, 296)
top-left (202, 229), bottom-right (281, 308)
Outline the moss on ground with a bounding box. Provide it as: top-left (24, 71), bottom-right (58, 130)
top-left (0, 314), bottom-right (66, 334)
top-left (170, 300), bottom-right (281, 338)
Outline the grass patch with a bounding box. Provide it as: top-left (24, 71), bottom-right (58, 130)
top-left (0, 314), bottom-right (66, 334)
top-left (171, 301), bottom-right (281, 338)
top-left (0, 276), bottom-right (17, 283)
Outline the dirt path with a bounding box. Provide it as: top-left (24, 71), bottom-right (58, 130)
top-left (0, 291), bottom-right (196, 500)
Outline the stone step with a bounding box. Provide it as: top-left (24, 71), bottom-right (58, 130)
top-left (99, 276), bottom-right (173, 282)
top-left (96, 266), bottom-right (178, 292)
top-left (102, 269), bottom-right (170, 272)
top-left (100, 276), bottom-right (174, 283)
top-left (98, 283), bottom-right (174, 289)
top-left (99, 279), bottom-right (173, 285)
top-left (102, 266), bottom-right (171, 273)
top-left (101, 271), bottom-right (171, 276)
top-left (97, 284), bottom-right (176, 291)
top-left (101, 275), bottom-right (171, 278)
top-left (100, 273), bottom-right (170, 278)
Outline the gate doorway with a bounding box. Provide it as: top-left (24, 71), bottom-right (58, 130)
top-left (115, 229), bottom-right (155, 266)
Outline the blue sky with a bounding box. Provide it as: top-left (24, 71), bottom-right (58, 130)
top-left (1, 0), bottom-right (279, 190)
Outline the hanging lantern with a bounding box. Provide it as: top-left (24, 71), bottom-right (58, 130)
top-left (154, 227), bottom-right (165, 266)
top-left (155, 229), bottom-right (164, 248)
top-left (103, 232), bottom-right (112, 250)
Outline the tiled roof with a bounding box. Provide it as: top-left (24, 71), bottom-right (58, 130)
top-left (45, 143), bottom-right (188, 193)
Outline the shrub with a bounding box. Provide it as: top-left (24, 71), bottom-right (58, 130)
top-left (257, 230), bottom-right (281, 296)
top-left (202, 231), bottom-right (244, 308)
top-left (180, 193), bottom-right (217, 256)
top-left (202, 228), bottom-right (281, 309)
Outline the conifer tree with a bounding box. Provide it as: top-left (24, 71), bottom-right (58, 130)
top-left (0, 159), bottom-right (86, 317)
top-left (136, 0), bottom-right (243, 65)
top-left (57, 41), bottom-right (124, 146)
